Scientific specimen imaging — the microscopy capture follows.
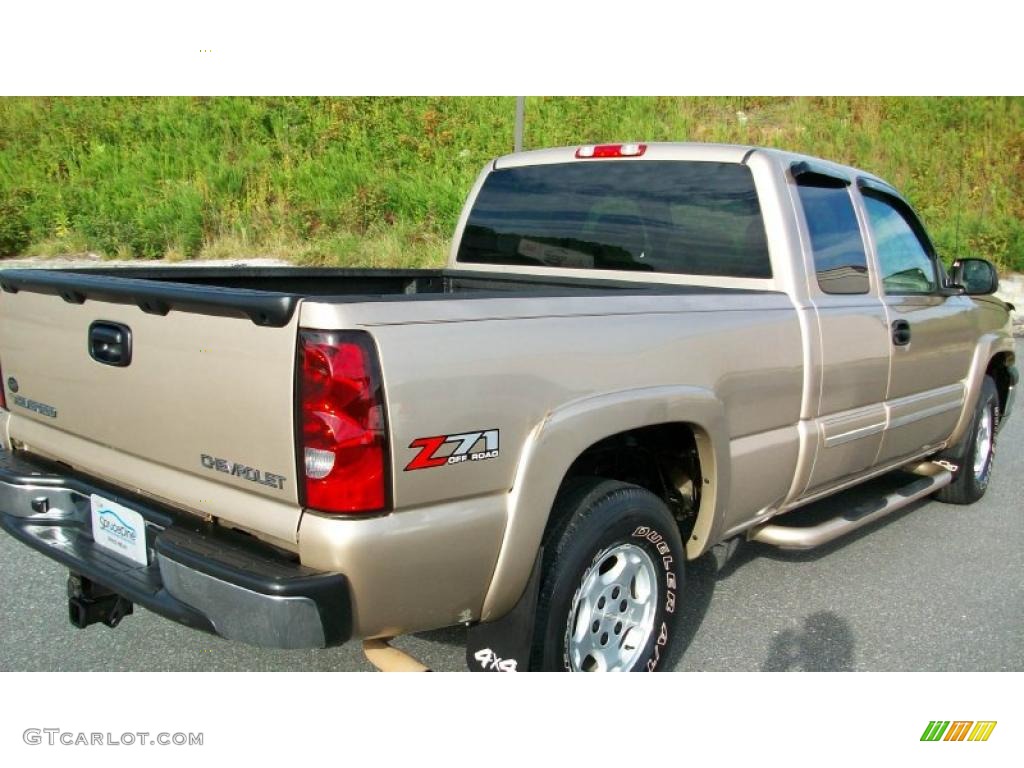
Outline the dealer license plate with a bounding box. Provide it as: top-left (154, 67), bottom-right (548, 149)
top-left (90, 494), bottom-right (149, 566)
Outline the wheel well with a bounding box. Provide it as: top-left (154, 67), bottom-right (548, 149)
top-left (987, 351), bottom-right (1015, 419)
top-left (547, 423), bottom-right (703, 542)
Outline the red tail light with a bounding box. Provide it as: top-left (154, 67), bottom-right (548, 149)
top-left (0, 356), bottom-right (6, 410)
top-left (298, 331), bottom-right (388, 514)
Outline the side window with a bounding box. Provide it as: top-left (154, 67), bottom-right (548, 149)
top-left (795, 176), bottom-right (869, 294)
top-left (862, 193), bottom-right (937, 294)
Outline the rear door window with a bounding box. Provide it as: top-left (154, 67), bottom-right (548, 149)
top-left (795, 175), bottom-right (870, 294)
top-left (457, 161), bottom-right (772, 279)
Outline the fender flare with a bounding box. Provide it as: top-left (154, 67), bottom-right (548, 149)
top-left (480, 385), bottom-right (729, 621)
top-left (946, 333), bottom-right (1016, 449)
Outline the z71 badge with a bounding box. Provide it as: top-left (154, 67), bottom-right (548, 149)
top-left (405, 429), bottom-right (499, 471)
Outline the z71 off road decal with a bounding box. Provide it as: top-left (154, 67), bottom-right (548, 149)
top-left (405, 429), bottom-right (499, 471)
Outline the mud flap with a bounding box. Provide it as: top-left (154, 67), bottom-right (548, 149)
top-left (465, 547), bottom-right (543, 672)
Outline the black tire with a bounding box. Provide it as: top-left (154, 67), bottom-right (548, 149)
top-left (934, 375), bottom-right (1000, 505)
top-left (531, 478), bottom-right (686, 672)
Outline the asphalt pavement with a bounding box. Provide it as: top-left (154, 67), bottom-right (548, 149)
top-left (1, 342), bottom-right (1021, 672)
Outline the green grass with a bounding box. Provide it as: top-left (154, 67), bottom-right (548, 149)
top-left (1, 97), bottom-right (1022, 271)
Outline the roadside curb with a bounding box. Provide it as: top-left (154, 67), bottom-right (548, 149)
top-left (0, 255), bottom-right (290, 270)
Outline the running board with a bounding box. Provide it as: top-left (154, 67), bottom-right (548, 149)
top-left (749, 462), bottom-right (953, 551)
top-left (363, 638), bottom-right (431, 672)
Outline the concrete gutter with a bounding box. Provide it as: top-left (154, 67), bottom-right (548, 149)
top-left (995, 273), bottom-right (1024, 337)
top-left (0, 254), bottom-right (290, 270)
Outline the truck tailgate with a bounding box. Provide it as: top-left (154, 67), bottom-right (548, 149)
top-left (0, 274), bottom-right (302, 544)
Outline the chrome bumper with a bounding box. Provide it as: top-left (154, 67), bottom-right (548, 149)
top-left (0, 448), bottom-right (351, 649)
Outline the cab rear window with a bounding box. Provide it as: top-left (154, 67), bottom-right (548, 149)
top-left (456, 161), bottom-right (772, 279)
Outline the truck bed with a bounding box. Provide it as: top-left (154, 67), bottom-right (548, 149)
top-left (0, 267), bottom-right (772, 327)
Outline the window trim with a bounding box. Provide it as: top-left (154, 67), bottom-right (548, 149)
top-left (791, 160), bottom-right (852, 187)
top-left (857, 180), bottom-right (942, 297)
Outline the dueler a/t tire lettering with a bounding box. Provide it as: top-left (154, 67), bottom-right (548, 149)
top-left (531, 478), bottom-right (687, 672)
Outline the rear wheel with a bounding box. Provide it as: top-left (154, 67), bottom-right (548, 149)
top-left (934, 375), bottom-right (999, 505)
top-left (532, 479), bottom-right (686, 672)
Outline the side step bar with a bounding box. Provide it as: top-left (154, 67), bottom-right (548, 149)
top-left (749, 462), bottom-right (953, 551)
top-left (363, 638), bottom-right (431, 672)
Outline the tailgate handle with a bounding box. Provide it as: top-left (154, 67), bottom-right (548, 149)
top-left (89, 321), bottom-right (133, 367)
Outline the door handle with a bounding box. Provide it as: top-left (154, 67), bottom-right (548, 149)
top-left (891, 319), bottom-right (911, 347)
top-left (89, 321), bottom-right (133, 366)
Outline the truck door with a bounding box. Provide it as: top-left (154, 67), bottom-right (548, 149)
top-left (793, 168), bottom-right (891, 495)
top-left (857, 181), bottom-right (977, 465)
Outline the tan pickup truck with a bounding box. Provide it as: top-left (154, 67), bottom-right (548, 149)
top-left (0, 142), bottom-right (1016, 672)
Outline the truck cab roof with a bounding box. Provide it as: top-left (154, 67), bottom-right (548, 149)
top-left (492, 141), bottom-right (893, 191)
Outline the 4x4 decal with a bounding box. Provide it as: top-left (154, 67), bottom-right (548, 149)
top-left (405, 429), bottom-right (499, 471)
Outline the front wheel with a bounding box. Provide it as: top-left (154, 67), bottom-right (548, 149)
top-left (934, 375), bottom-right (1000, 505)
top-left (531, 479), bottom-right (686, 671)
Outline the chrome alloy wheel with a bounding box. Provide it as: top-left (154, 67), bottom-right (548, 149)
top-left (973, 405), bottom-right (994, 482)
top-left (566, 543), bottom-right (659, 671)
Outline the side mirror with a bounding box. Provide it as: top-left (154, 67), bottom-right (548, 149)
top-left (951, 258), bottom-right (999, 296)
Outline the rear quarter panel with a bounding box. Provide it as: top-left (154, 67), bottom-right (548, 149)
top-left (301, 291), bottom-right (804, 617)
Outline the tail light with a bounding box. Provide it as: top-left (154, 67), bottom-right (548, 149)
top-left (298, 331), bottom-right (388, 514)
top-left (0, 356), bottom-right (5, 410)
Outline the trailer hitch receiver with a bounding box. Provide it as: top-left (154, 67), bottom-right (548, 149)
top-left (67, 573), bottom-right (134, 629)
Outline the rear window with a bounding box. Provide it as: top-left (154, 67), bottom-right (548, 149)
top-left (456, 161), bottom-right (772, 279)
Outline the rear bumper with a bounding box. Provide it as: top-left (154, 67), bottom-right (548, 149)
top-left (0, 448), bottom-right (351, 649)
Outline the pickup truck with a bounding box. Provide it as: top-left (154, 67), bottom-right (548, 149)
top-left (0, 142), bottom-right (1016, 672)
